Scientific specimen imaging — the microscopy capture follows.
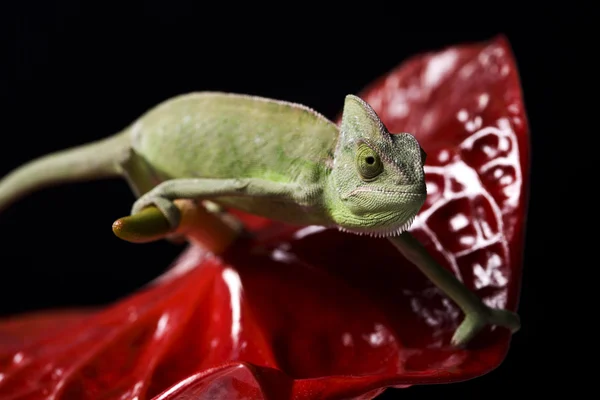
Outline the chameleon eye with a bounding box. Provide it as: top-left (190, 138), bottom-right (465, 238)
top-left (356, 143), bottom-right (383, 181)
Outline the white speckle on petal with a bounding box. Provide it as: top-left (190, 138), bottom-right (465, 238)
top-left (449, 214), bottom-right (469, 231)
top-left (478, 93), bottom-right (489, 109)
top-left (457, 109), bottom-right (468, 122)
top-left (423, 50), bottom-right (458, 89)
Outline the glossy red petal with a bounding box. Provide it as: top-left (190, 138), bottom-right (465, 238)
top-left (0, 35), bottom-right (529, 400)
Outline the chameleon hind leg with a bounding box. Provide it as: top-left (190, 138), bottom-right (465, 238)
top-left (118, 150), bottom-right (159, 198)
top-left (117, 151), bottom-right (183, 243)
top-left (388, 232), bottom-right (520, 347)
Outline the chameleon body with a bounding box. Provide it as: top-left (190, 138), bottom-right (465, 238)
top-left (0, 92), bottom-right (520, 346)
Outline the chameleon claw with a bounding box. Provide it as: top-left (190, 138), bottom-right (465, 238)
top-left (113, 199), bottom-right (241, 254)
top-left (131, 196), bottom-right (181, 229)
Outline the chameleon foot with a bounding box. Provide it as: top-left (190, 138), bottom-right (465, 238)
top-left (131, 192), bottom-right (181, 229)
top-left (451, 308), bottom-right (520, 347)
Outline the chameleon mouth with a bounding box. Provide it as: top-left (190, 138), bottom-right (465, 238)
top-left (336, 189), bottom-right (426, 238)
top-left (338, 216), bottom-right (415, 238)
top-left (347, 187), bottom-right (426, 197)
top-left (337, 210), bottom-right (420, 238)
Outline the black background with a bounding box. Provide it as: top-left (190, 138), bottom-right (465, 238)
top-left (1, 4), bottom-right (565, 400)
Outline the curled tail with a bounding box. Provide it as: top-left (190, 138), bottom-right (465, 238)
top-left (0, 131), bottom-right (131, 213)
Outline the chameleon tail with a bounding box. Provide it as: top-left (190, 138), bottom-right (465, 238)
top-left (0, 131), bottom-right (130, 213)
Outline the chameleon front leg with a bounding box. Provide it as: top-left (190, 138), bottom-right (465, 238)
top-left (130, 177), bottom-right (298, 229)
top-left (388, 232), bottom-right (520, 347)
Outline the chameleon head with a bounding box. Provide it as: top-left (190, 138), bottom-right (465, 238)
top-left (327, 95), bottom-right (427, 237)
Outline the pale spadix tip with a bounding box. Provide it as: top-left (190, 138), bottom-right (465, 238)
top-left (112, 206), bottom-right (173, 243)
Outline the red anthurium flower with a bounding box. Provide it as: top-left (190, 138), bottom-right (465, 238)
top-left (0, 35), bottom-right (529, 400)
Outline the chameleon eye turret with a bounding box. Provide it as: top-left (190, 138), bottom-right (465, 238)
top-left (356, 142), bottom-right (384, 181)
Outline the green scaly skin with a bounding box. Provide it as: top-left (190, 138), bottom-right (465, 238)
top-left (0, 92), bottom-right (520, 347)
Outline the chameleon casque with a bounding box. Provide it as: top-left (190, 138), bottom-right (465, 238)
top-left (0, 92), bottom-right (520, 347)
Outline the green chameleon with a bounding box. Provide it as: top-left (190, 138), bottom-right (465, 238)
top-left (0, 92), bottom-right (520, 347)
